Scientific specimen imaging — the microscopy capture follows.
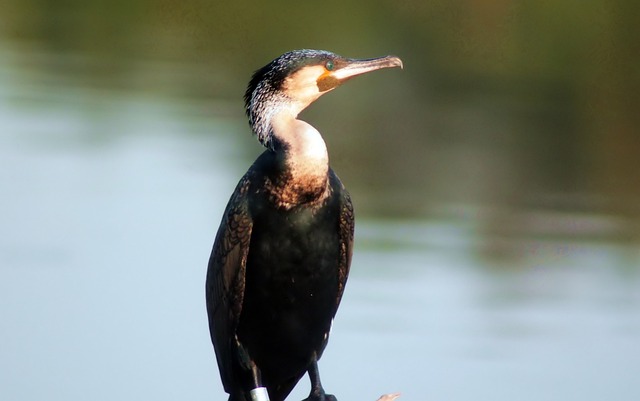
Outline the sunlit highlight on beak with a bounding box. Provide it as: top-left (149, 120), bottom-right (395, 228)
top-left (332, 55), bottom-right (403, 82)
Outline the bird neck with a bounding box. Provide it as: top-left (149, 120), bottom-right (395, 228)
top-left (266, 110), bottom-right (330, 206)
top-left (271, 111), bottom-right (328, 172)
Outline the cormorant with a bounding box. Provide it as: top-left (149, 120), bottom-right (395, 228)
top-left (206, 49), bottom-right (402, 401)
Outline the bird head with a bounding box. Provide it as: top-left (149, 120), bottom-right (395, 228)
top-left (244, 49), bottom-right (403, 149)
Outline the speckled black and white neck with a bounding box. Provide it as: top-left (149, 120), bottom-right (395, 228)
top-left (244, 49), bottom-right (337, 150)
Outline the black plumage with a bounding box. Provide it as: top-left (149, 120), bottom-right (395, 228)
top-left (206, 49), bottom-right (402, 401)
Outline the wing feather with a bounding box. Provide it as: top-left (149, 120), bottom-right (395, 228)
top-left (205, 173), bottom-right (253, 392)
top-left (336, 181), bottom-right (355, 309)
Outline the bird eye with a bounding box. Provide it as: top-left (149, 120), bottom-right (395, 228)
top-left (325, 60), bottom-right (334, 71)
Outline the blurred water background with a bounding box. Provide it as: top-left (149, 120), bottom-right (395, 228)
top-left (1, 1), bottom-right (639, 401)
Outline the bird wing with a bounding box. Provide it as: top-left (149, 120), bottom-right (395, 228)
top-left (335, 184), bottom-right (355, 309)
top-left (205, 173), bottom-right (253, 393)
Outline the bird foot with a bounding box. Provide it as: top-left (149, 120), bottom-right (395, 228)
top-left (302, 390), bottom-right (336, 401)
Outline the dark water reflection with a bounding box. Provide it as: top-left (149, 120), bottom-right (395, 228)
top-left (2, 2), bottom-right (640, 400)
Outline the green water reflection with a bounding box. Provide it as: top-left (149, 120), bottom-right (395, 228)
top-left (3, 0), bottom-right (639, 222)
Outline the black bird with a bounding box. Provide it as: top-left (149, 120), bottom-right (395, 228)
top-left (206, 49), bottom-right (402, 401)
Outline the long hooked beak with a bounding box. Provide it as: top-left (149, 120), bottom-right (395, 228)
top-left (332, 55), bottom-right (403, 82)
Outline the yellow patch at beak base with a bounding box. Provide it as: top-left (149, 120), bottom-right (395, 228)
top-left (316, 72), bottom-right (341, 92)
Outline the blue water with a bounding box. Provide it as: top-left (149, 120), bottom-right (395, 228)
top-left (1, 45), bottom-right (639, 401)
